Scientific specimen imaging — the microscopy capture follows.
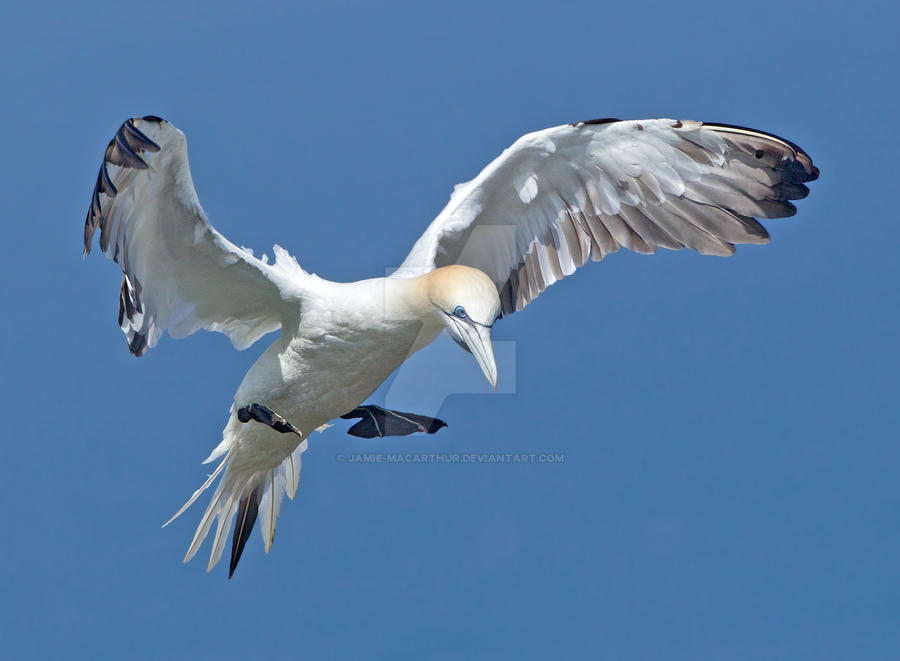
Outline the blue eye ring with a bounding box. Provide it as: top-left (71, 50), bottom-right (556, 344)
top-left (453, 306), bottom-right (467, 318)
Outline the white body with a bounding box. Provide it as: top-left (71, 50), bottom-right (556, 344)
top-left (229, 276), bottom-right (442, 472)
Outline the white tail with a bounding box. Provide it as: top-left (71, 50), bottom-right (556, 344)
top-left (163, 410), bottom-right (309, 575)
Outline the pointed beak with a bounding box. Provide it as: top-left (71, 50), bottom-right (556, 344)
top-left (460, 321), bottom-right (498, 390)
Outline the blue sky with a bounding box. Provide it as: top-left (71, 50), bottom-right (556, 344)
top-left (1, 1), bottom-right (898, 659)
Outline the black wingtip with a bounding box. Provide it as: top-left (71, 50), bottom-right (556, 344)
top-left (703, 121), bottom-right (819, 183)
top-left (128, 332), bottom-right (148, 357)
top-left (703, 121), bottom-right (807, 156)
top-left (569, 117), bottom-right (621, 127)
top-left (229, 490), bottom-right (261, 579)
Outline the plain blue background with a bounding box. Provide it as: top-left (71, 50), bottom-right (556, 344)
top-left (1, 1), bottom-right (897, 659)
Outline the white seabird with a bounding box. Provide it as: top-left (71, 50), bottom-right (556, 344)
top-left (83, 115), bottom-right (818, 576)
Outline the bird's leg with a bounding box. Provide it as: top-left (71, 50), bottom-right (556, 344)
top-left (340, 404), bottom-right (448, 438)
top-left (236, 403), bottom-right (303, 437)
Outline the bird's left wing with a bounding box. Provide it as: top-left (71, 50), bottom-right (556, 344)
top-left (394, 118), bottom-right (818, 315)
top-left (84, 116), bottom-right (306, 355)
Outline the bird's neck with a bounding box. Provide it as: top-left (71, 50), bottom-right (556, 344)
top-left (302, 274), bottom-right (444, 355)
top-left (376, 274), bottom-right (445, 353)
top-left (382, 274), bottom-right (436, 321)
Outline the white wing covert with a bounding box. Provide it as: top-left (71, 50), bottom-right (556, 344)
top-left (396, 118), bottom-right (818, 315)
top-left (84, 117), bottom-right (306, 355)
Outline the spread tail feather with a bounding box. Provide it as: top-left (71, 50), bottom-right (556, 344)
top-left (170, 428), bottom-right (310, 575)
top-left (230, 489), bottom-right (261, 578)
top-left (259, 439), bottom-right (307, 553)
top-left (162, 448), bottom-right (234, 528)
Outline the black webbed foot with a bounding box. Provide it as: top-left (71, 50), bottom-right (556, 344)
top-left (236, 403), bottom-right (302, 436)
top-left (340, 404), bottom-right (448, 438)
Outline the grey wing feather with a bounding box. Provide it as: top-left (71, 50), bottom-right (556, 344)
top-left (397, 118), bottom-right (818, 316)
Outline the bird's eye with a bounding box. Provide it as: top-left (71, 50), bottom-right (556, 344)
top-left (453, 306), bottom-right (467, 318)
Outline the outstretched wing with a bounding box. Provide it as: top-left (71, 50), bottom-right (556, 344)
top-left (84, 116), bottom-right (306, 355)
top-left (394, 118), bottom-right (818, 315)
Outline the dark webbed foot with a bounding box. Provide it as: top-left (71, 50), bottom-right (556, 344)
top-left (341, 404), bottom-right (448, 438)
top-left (237, 403), bottom-right (302, 436)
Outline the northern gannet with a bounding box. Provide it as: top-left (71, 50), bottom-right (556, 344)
top-left (83, 115), bottom-right (818, 576)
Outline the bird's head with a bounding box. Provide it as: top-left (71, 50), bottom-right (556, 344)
top-left (426, 265), bottom-right (501, 389)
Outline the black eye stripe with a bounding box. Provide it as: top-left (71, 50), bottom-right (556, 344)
top-left (440, 307), bottom-right (494, 329)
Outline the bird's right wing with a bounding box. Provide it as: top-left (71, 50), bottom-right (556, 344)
top-left (394, 118), bottom-right (818, 315)
top-left (84, 116), bottom-right (307, 355)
